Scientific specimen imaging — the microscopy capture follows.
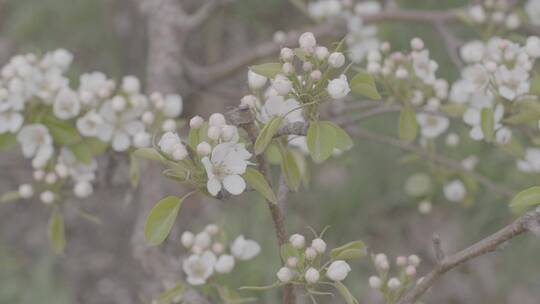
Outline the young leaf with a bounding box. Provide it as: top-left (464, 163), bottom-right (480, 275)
top-left (307, 121), bottom-right (337, 163)
top-left (328, 122), bottom-right (353, 151)
top-left (350, 71), bottom-right (381, 100)
top-left (255, 116), bottom-right (284, 155)
top-left (509, 186), bottom-right (540, 214)
top-left (188, 123), bottom-right (209, 150)
top-left (69, 141), bottom-right (94, 164)
top-left (0, 133), bottom-right (17, 150)
top-left (330, 240), bottom-right (366, 259)
top-left (129, 154), bottom-right (140, 188)
top-left (145, 196), bottom-right (184, 246)
top-left (154, 281), bottom-right (186, 304)
top-left (279, 147), bottom-right (302, 191)
top-left (239, 281), bottom-right (282, 291)
top-left (134, 148), bottom-right (166, 163)
top-left (244, 167), bottom-right (277, 203)
top-left (480, 107), bottom-right (494, 142)
top-left (334, 282), bottom-right (359, 304)
top-left (48, 208), bottom-right (66, 255)
top-left (250, 63), bottom-right (282, 78)
top-left (399, 106), bottom-right (418, 142)
top-left (440, 103), bottom-right (467, 116)
top-left (43, 115), bottom-right (81, 145)
top-left (332, 249), bottom-right (366, 260)
top-left (0, 191), bottom-right (20, 204)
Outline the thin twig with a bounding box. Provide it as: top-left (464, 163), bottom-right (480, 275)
top-left (398, 208), bottom-right (540, 304)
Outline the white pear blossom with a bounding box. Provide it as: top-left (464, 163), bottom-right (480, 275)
top-left (299, 32), bottom-right (317, 50)
top-left (327, 75), bottom-right (350, 99)
top-left (272, 74), bottom-right (293, 95)
top-left (248, 70), bottom-right (267, 90)
top-left (17, 124), bottom-right (54, 167)
top-left (214, 254), bottom-right (235, 274)
top-left (181, 231), bottom-right (195, 248)
top-left (231, 235), bottom-right (261, 261)
top-left (259, 95), bottom-right (304, 124)
top-left (463, 103), bottom-right (504, 141)
top-left (182, 251), bottom-right (217, 286)
top-left (517, 148), bottom-right (540, 173)
top-left (97, 102), bottom-right (145, 151)
top-left (416, 113), bottom-right (449, 139)
top-left (121, 76), bottom-right (140, 94)
top-left (53, 88), bottom-right (80, 119)
top-left (443, 179), bottom-right (466, 203)
top-left (307, 0), bottom-right (342, 20)
top-left (202, 143), bottom-right (251, 196)
top-left (326, 260), bottom-right (351, 281)
top-left (76, 110), bottom-right (104, 137)
top-left (277, 267), bottom-right (295, 283)
top-left (163, 94), bottom-right (183, 118)
top-left (495, 66), bottom-right (530, 101)
top-left (346, 16), bottom-right (379, 63)
top-left (74, 181), bottom-right (93, 198)
top-left (305, 268), bottom-right (320, 284)
top-left (289, 234), bottom-right (306, 249)
top-left (460, 40), bottom-right (485, 63)
top-left (0, 110), bottom-right (23, 133)
top-left (18, 184), bottom-right (34, 198)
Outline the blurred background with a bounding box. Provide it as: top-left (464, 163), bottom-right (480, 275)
top-left (0, 0), bottom-right (539, 303)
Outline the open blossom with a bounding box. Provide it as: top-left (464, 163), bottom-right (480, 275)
top-left (259, 95), bottom-right (304, 124)
top-left (443, 179), bottom-right (466, 203)
top-left (517, 148), bottom-right (540, 173)
top-left (416, 113), bottom-right (449, 139)
top-left (327, 75), bottom-right (350, 99)
top-left (463, 103), bottom-right (504, 141)
top-left (53, 88), bottom-right (80, 119)
top-left (307, 0), bottom-right (342, 20)
top-left (182, 251), bottom-right (217, 286)
top-left (202, 143), bottom-right (251, 196)
top-left (97, 101), bottom-right (145, 152)
top-left (17, 124), bottom-right (54, 167)
top-left (231, 235), bottom-right (260, 261)
top-left (248, 70), bottom-right (267, 89)
top-left (346, 16), bottom-right (379, 63)
top-left (76, 110), bottom-right (103, 137)
top-left (412, 50), bottom-right (438, 84)
top-left (214, 254), bottom-right (235, 274)
top-left (272, 74), bottom-right (292, 95)
top-left (495, 66), bottom-right (530, 101)
top-left (0, 110), bottom-right (23, 133)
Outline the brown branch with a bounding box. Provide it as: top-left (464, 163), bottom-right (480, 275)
top-left (181, 0), bottom-right (230, 29)
top-left (434, 20), bottom-right (464, 69)
top-left (398, 207), bottom-right (540, 304)
top-left (226, 105), bottom-right (295, 304)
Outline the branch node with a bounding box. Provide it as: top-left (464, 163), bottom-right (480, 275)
top-left (432, 234), bottom-right (445, 263)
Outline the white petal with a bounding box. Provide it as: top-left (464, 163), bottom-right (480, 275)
top-left (223, 175), bottom-right (246, 195)
top-left (207, 177), bottom-right (222, 196)
top-left (112, 131), bottom-right (130, 151)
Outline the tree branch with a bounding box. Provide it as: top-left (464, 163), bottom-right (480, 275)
top-left (181, 0), bottom-right (230, 29)
top-left (398, 207), bottom-right (540, 304)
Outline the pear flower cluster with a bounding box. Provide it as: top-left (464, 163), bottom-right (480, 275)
top-left (268, 231), bottom-right (359, 302)
top-left (449, 36), bottom-right (540, 145)
top-left (368, 253), bottom-right (421, 302)
top-left (157, 113), bottom-right (251, 196)
top-left (366, 38), bottom-right (450, 140)
top-left (0, 49), bottom-right (183, 205)
top-left (467, 0), bottom-right (521, 31)
top-left (180, 224), bottom-right (260, 285)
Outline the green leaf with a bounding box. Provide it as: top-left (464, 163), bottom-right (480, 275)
top-left (134, 148), bottom-right (166, 163)
top-left (0, 133), bottom-right (17, 150)
top-left (481, 107), bottom-right (494, 142)
top-left (43, 115), bottom-right (81, 145)
top-left (239, 281), bottom-right (282, 291)
top-left (244, 167), bottom-right (277, 203)
top-left (334, 282), bottom-right (359, 304)
top-left (145, 196), bottom-right (184, 246)
top-left (0, 191), bottom-right (20, 204)
top-left (509, 186), bottom-right (540, 214)
top-left (328, 122), bottom-right (353, 151)
top-left (154, 281), bottom-right (186, 304)
top-left (440, 103), bottom-right (467, 116)
top-left (250, 63), bottom-right (282, 79)
top-left (307, 121), bottom-right (337, 163)
top-left (279, 146), bottom-right (302, 191)
top-left (130, 154), bottom-right (140, 188)
top-left (48, 208), bottom-right (66, 255)
top-left (330, 240), bottom-right (366, 259)
top-left (332, 249), bottom-right (366, 260)
top-left (188, 123), bottom-right (209, 150)
top-left (84, 138), bottom-right (108, 155)
top-left (69, 141), bottom-right (93, 164)
top-left (398, 106), bottom-right (417, 142)
top-left (350, 71), bottom-right (381, 100)
top-left (255, 116), bottom-right (284, 155)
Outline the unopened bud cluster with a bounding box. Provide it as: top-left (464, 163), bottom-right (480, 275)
top-left (368, 253), bottom-right (422, 302)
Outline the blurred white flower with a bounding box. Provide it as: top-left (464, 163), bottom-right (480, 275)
top-left (183, 251), bottom-right (217, 286)
top-left (517, 148), bottom-right (540, 173)
top-left (327, 75), bottom-right (350, 99)
top-left (17, 124), bottom-right (54, 167)
top-left (416, 113), bottom-right (449, 139)
top-left (97, 101), bottom-right (145, 151)
top-left (259, 95), bottom-right (304, 124)
top-left (326, 260), bottom-right (351, 281)
top-left (53, 88), bottom-right (80, 119)
top-left (214, 254), bottom-right (235, 274)
top-left (277, 267), bottom-right (295, 283)
top-left (76, 110), bottom-right (103, 137)
top-left (202, 143), bottom-right (251, 196)
top-left (231, 235), bottom-right (260, 261)
top-left (248, 70), bottom-right (267, 90)
top-left (443, 179), bottom-right (466, 203)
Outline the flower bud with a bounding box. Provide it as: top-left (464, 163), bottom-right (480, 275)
top-left (299, 32), bottom-right (316, 49)
top-left (272, 75), bottom-right (292, 95)
top-left (74, 182), bottom-right (93, 198)
top-left (40, 191), bottom-right (55, 204)
top-left (134, 132), bottom-right (151, 148)
top-left (45, 172), bottom-right (57, 184)
top-left (311, 238), bottom-right (326, 253)
top-left (395, 68), bottom-right (408, 79)
top-left (181, 231), bottom-right (194, 248)
top-left (410, 37), bottom-right (424, 50)
top-left (197, 142), bottom-right (211, 156)
top-left (122, 75), bottom-right (140, 94)
top-left (388, 277), bottom-right (401, 290)
top-left (111, 95), bottom-right (126, 112)
top-left (33, 170), bottom-right (45, 181)
top-left (280, 48), bottom-right (294, 61)
top-left (310, 70), bottom-right (321, 80)
top-left (54, 163), bottom-right (68, 178)
top-left (215, 254), bottom-right (235, 274)
top-left (305, 247), bottom-right (317, 260)
top-left (289, 234), bottom-right (305, 249)
top-left (18, 184), bottom-right (34, 199)
top-left (194, 232), bottom-right (211, 249)
top-left (207, 126), bottom-right (222, 140)
top-left (221, 125), bottom-right (237, 142)
top-left (418, 200), bottom-right (432, 214)
top-left (240, 95), bottom-right (258, 108)
top-left (281, 63), bottom-right (294, 76)
top-left (328, 52), bottom-right (345, 68)
top-left (408, 255), bottom-right (421, 267)
top-left (326, 260), bottom-right (351, 281)
top-left (209, 113), bottom-right (226, 127)
top-left (189, 115), bottom-right (204, 129)
top-left (172, 144), bottom-right (188, 161)
top-left (369, 276), bottom-right (382, 289)
top-left (304, 267), bottom-right (320, 284)
top-left (287, 257), bottom-right (299, 268)
top-left (302, 61), bottom-right (313, 72)
top-left (406, 265), bottom-right (417, 277)
top-left (212, 242), bottom-right (224, 254)
top-left (315, 46), bottom-right (329, 60)
top-left (161, 119), bottom-right (176, 132)
top-left (396, 256), bottom-right (407, 267)
top-left (277, 267), bottom-right (295, 283)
